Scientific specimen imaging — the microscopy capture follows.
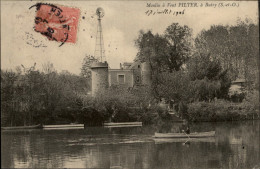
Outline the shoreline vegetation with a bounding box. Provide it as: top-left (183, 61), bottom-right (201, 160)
top-left (187, 98), bottom-right (260, 122)
top-left (1, 19), bottom-right (259, 127)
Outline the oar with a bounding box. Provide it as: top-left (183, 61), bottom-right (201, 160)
top-left (182, 130), bottom-right (190, 144)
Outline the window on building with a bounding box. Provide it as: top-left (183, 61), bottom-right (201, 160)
top-left (118, 75), bottom-right (125, 84)
top-left (135, 76), bottom-right (140, 83)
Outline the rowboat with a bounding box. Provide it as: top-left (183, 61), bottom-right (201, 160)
top-left (1, 124), bottom-right (43, 130)
top-left (153, 137), bottom-right (216, 144)
top-left (154, 131), bottom-right (215, 138)
top-left (103, 122), bottom-right (142, 127)
top-left (43, 124), bottom-right (84, 130)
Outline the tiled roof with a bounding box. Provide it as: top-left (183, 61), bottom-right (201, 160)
top-left (232, 78), bottom-right (246, 83)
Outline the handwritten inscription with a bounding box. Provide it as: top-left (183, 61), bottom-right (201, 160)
top-left (29, 3), bottom-right (80, 47)
top-left (145, 9), bottom-right (185, 16)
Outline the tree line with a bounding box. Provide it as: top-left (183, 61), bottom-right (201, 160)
top-left (1, 62), bottom-right (89, 126)
top-left (134, 19), bottom-right (259, 103)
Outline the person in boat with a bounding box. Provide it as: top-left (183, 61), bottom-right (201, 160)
top-left (111, 104), bottom-right (118, 122)
top-left (179, 119), bottom-right (190, 134)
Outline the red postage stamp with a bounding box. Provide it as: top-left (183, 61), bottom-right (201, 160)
top-left (30, 3), bottom-right (80, 47)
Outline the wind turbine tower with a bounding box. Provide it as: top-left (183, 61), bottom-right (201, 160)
top-left (94, 7), bottom-right (106, 62)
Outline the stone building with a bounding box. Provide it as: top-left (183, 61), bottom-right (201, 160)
top-left (108, 61), bottom-right (151, 88)
top-left (91, 61), bottom-right (151, 96)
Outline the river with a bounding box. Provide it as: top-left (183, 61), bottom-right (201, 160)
top-left (1, 121), bottom-right (260, 168)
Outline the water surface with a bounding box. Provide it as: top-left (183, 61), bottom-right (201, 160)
top-left (1, 121), bottom-right (260, 168)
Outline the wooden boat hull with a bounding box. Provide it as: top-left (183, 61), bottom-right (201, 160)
top-left (1, 124), bottom-right (43, 130)
top-left (153, 137), bottom-right (216, 144)
top-left (103, 122), bottom-right (142, 127)
top-left (43, 124), bottom-right (84, 130)
top-left (154, 131), bottom-right (215, 138)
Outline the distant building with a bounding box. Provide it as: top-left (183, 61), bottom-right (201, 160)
top-left (91, 61), bottom-right (151, 96)
top-left (229, 78), bottom-right (246, 95)
top-left (108, 61), bottom-right (150, 88)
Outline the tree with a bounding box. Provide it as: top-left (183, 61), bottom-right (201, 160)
top-left (1, 62), bottom-right (91, 126)
top-left (77, 85), bottom-right (155, 123)
top-left (25, 70), bottom-right (44, 125)
top-left (195, 25), bottom-right (230, 66)
top-left (135, 23), bottom-right (193, 72)
top-left (134, 23), bottom-right (193, 99)
top-left (55, 72), bottom-right (89, 113)
top-left (80, 55), bottom-right (98, 78)
top-left (1, 70), bottom-right (18, 126)
top-left (187, 53), bottom-right (222, 81)
top-left (164, 23), bottom-right (193, 72)
top-left (195, 19), bottom-right (259, 89)
top-left (244, 22), bottom-right (259, 89)
top-left (187, 52), bottom-right (231, 100)
top-left (156, 70), bottom-right (190, 102)
top-left (42, 61), bottom-right (56, 74)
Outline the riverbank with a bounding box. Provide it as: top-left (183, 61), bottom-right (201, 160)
top-left (1, 94), bottom-right (259, 127)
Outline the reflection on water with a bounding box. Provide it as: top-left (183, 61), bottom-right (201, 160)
top-left (1, 121), bottom-right (260, 168)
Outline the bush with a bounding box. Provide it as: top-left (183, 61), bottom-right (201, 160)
top-left (187, 98), bottom-right (259, 122)
top-left (242, 90), bottom-right (259, 110)
top-left (229, 92), bottom-right (246, 102)
top-left (76, 107), bottom-right (105, 126)
top-left (77, 86), bottom-right (158, 125)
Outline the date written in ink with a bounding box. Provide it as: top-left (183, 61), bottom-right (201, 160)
top-left (145, 9), bottom-right (185, 16)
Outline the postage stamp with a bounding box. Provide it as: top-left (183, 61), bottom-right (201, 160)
top-left (30, 3), bottom-right (80, 47)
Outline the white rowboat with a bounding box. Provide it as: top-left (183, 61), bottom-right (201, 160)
top-left (154, 131), bottom-right (215, 138)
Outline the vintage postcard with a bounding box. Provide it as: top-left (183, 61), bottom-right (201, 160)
top-left (1, 0), bottom-right (259, 168)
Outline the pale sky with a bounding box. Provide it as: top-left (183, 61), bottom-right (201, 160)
top-left (1, 1), bottom-right (259, 75)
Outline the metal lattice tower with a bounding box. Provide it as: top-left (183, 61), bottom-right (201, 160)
top-left (94, 7), bottom-right (106, 62)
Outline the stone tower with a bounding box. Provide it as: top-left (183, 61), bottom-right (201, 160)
top-left (141, 62), bottom-right (152, 86)
top-left (91, 62), bottom-right (108, 97)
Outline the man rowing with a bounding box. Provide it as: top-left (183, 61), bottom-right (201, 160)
top-left (179, 119), bottom-right (190, 134)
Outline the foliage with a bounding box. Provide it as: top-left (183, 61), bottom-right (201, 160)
top-left (1, 63), bottom-right (90, 126)
top-left (80, 55), bottom-right (98, 78)
top-left (133, 20), bottom-right (258, 104)
top-left (1, 70), bottom-right (19, 126)
top-left (187, 53), bottom-right (222, 81)
top-left (185, 51), bottom-right (232, 101)
top-left (195, 19), bottom-right (259, 89)
top-left (156, 70), bottom-right (190, 102)
top-left (155, 52), bottom-right (231, 103)
top-left (79, 85), bottom-right (155, 123)
top-left (135, 23), bottom-right (193, 72)
top-left (76, 106), bottom-right (105, 126)
top-left (229, 93), bottom-right (246, 103)
top-left (188, 78), bottom-right (221, 102)
top-left (187, 98), bottom-right (259, 122)
top-left (164, 23), bottom-right (193, 71)
top-left (134, 23), bottom-right (193, 99)
top-left (241, 90), bottom-right (259, 112)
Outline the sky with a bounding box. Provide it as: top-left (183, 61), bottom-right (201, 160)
top-left (1, 1), bottom-right (259, 75)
